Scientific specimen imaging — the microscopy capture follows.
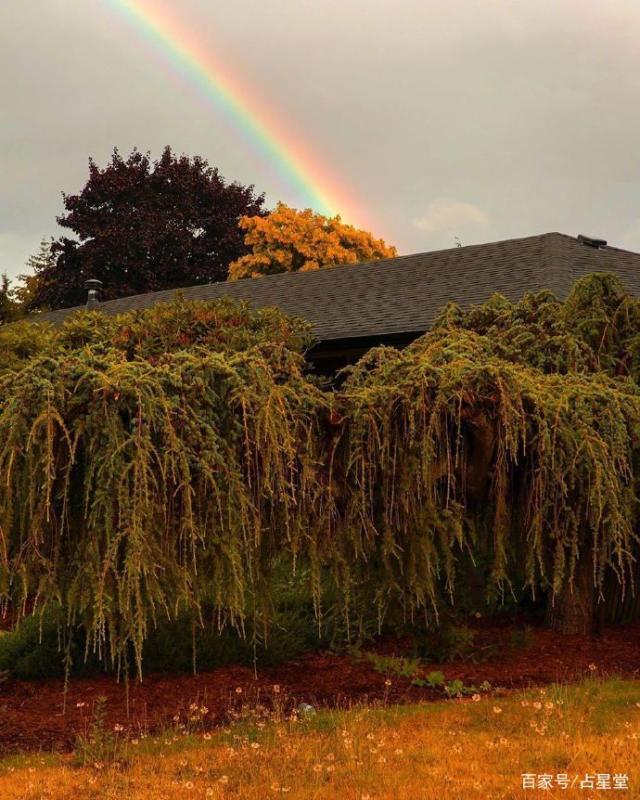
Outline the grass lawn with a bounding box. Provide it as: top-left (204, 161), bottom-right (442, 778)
top-left (1, 678), bottom-right (639, 799)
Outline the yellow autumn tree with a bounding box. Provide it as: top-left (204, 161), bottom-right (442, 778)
top-left (228, 203), bottom-right (397, 280)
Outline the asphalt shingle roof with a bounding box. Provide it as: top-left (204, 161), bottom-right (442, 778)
top-left (36, 233), bottom-right (640, 343)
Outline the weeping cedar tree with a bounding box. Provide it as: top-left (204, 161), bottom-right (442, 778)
top-left (0, 273), bottom-right (639, 676)
top-left (331, 272), bottom-right (640, 636)
top-left (0, 299), bottom-right (328, 677)
top-left (26, 147), bottom-right (265, 312)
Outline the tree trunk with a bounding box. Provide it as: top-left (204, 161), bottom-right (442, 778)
top-left (546, 552), bottom-right (595, 635)
top-left (465, 414), bottom-right (497, 503)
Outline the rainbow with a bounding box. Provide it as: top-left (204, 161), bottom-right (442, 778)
top-left (104, 0), bottom-right (372, 228)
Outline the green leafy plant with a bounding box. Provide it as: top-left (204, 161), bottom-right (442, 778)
top-left (411, 673), bottom-right (483, 698)
top-left (361, 652), bottom-right (422, 680)
top-left (426, 670), bottom-right (445, 687)
top-left (411, 670), bottom-right (445, 689)
top-left (444, 679), bottom-right (466, 698)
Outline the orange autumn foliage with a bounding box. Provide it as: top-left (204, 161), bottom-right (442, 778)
top-left (228, 203), bottom-right (397, 280)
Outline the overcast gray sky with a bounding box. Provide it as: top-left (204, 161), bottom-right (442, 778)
top-left (2, 0), bottom-right (640, 279)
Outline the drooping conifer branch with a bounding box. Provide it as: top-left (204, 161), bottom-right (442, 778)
top-left (0, 275), bottom-right (638, 673)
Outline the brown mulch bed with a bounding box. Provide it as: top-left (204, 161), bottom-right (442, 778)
top-left (1, 621), bottom-right (639, 754)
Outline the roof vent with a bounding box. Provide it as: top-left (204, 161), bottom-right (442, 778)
top-left (577, 234), bottom-right (607, 249)
top-left (85, 278), bottom-right (103, 309)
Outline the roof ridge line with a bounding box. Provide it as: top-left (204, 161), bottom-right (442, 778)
top-left (38, 232), bottom-right (579, 317)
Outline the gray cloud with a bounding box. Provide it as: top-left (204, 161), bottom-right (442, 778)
top-left (1, 0), bottom-right (640, 278)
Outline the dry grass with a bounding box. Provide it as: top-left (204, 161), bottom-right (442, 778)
top-left (1, 678), bottom-right (639, 799)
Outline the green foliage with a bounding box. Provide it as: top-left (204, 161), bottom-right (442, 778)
top-left (443, 679), bottom-right (465, 697)
top-left (426, 670), bottom-right (445, 687)
top-left (360, 652), bottom-right (422, 680)
top-left (434, 273), bottom-right (640, 380)
top-left (1, 273), bottom-right (640, 677)
top-left (443, 678), bottom-right (484, 698)
top-left (0, 567), bottom-right (327, 680)
top-left (0, 274), bottom-right (20, 324)
top-left (0, 298), bottom-right (328, 678)
top-left (410, 671), bottom-right (487, 698)
top-left (0, 318), bottom-right (55, 373)
top-left (143, 564), bottom-right (329, 673)
top-left (331, 274), bottom-right (640, 634)
top-left (407, 669), bottom-right (446, 689)
top-left (0, 616), bottom-right (68, 679)
top-left (358, 653), bottom-right (480, 697)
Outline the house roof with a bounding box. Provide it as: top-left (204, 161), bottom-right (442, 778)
top-left (35, 233), bottom-right (640, 343)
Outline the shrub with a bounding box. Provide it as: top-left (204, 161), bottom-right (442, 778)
top-left (1, 275), bottom-right (640, 678)
top-left (0, 565), bottom-right (331, 680)
top-left (0, 299), bottom-right (327, 678)
top-left (0, 615), bottom-right (83, 680)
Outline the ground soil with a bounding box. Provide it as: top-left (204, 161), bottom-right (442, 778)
top-left (1, 619), bottom-right (639, 754)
